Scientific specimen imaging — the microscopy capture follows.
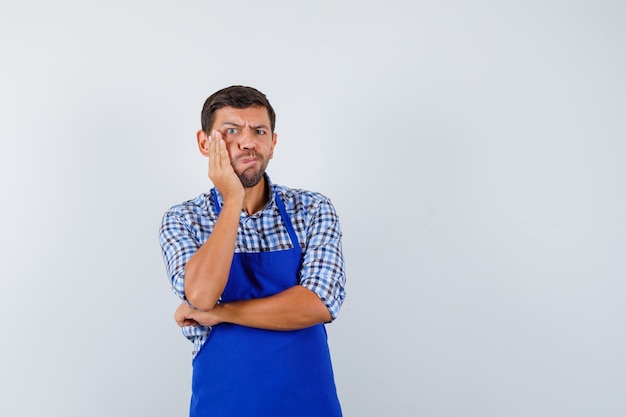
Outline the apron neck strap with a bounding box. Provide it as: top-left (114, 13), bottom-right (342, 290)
top-left (211, 188), bottom-right (301, 250)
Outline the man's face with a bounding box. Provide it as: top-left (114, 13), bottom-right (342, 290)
top-left (211, 105), bottom-right (277, 188)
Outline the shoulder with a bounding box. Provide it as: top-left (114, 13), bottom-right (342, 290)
top-left (161, 192), bottom-right (214, 224)
top-left (271, 183), bottom-right (340, 228)
top-left (273, 183), bottom-right (333, 211)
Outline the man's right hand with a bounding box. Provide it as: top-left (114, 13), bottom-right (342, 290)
top-left (208, 130), bottom-right (244, 204)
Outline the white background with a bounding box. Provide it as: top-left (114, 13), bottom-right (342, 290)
top-left (1, 1), bottom-right (625, 416)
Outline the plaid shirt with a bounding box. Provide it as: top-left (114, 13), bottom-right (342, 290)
top-left (159, 176), bottom-right (346, 357)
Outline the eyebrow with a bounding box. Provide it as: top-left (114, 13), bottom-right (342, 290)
top-left (221, 121), bottom-right (269, 130)
top-left (221, 121), bottom-right (243, 128)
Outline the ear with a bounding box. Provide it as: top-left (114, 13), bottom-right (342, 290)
top-left (197, 130), bottom-right (210, 157)
top-left (269, 132), bottom-right (277, 159)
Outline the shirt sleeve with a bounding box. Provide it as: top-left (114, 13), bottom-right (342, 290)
top-left (159, 209), bottom-right (212, 346)
top-left (298, 198), bottom-right (347, 320)
top-left (159, 210), bottom-right (200, 301)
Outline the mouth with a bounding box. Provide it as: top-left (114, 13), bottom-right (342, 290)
top-left (237, 152), bottom-right (262, 165)
top-left (239, 157), bottom-right (259, 165)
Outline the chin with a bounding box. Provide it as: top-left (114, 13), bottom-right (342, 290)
top-left (239, 171), bottom-right (264, 188)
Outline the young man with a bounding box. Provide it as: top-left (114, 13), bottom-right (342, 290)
top-left (159, 85), bottom-right (346, 416)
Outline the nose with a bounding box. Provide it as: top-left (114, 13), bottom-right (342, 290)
top-left (238, 127), bottom-right (256, 151)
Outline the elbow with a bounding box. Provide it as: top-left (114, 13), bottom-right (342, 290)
top-left (183, 266), bottom-right (221, 311)
top-left (310, 289), bottom-right (334, 324)
top-left (296, 306), bottom-right (331, 329)
top-left (312, 304), bottom-right (332, 324)
top-left (300, 291), bottom-right (333, 326)
top-left (184, 285), bottom-right (219, 311)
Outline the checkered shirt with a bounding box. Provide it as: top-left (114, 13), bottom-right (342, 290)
top-left (159, 176), bottom-right (346, 357)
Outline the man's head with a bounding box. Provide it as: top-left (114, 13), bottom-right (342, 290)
top-left (201, 85), bottom-right (276, 134)
top-left (197, 86), bottom-right (278, 189)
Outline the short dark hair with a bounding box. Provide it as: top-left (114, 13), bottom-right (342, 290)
top-left (200, 85), bottom-right (276, 133)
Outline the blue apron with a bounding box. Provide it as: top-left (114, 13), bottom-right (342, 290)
top-left (189, 190), bottom-right (342, 417)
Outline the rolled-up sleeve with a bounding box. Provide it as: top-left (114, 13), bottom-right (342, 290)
top-left (298, 198), bottom-right (347, 320)
top-left (159, 211), bottom-right (200, 301)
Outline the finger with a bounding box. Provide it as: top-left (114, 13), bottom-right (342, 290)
top-left (176, 314), bottom-right (196, 326)
top-left (174, 312), bottom-right (186, 326)
top-left (208, 131), bottom-right (218, 171)
top-left (213, 130), bottom-right (223, 168)
top-left (174, 303), bottom-right (192, 322)
top-left (219, 138), bottom-right (230, 166)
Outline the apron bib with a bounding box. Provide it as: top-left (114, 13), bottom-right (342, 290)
top-left (189, 190), bottom-right (342, 417)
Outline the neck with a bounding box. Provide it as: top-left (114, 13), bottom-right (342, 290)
top-left (242, 176), bottom-right (269, 215)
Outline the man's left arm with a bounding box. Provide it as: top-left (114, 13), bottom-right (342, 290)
top-left (192, 285), bottom-right (332, 330)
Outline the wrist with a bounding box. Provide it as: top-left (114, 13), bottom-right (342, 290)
top-left (213, 302), bottom-right (235, 325)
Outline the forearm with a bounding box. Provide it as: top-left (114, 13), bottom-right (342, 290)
top-left (184, 200), bottom-right (241, 310)
top-left (214, 286), bottom-right (332, 330)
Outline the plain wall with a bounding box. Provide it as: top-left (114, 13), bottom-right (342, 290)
top-left (1, 1), bottom-right (625, 416)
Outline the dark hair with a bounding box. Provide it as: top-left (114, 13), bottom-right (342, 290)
top-left (200, 85), bottom-right (276, 133)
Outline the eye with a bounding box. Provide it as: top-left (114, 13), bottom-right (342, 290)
top-left (226, 128), bottom-right (238, 135)
top-left (255, 129), bottom-right (266, 135)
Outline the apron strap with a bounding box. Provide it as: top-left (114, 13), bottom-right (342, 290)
top-left (211, 188), bottom-right (301, 251)
top-left (274, 191), bottom-right (300, 250)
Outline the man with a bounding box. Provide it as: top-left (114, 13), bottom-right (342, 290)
top-left (159, 85), bottom-right (346, 416)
